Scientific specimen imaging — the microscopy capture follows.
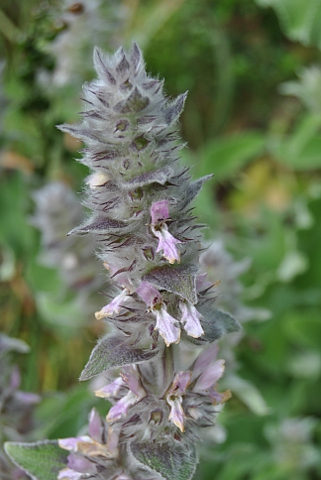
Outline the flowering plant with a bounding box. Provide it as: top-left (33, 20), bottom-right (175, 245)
top-left (5, 43), bottom-right (240, 480)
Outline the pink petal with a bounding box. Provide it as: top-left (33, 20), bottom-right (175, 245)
top-left (95, 377), bottom-right (124, 398)
top-left (154, 306), bottom-right (180, 346)
top-left (167, 395), bottom-right (185, 432)
top-left (136, 281), bottom-right (162, 308)
top-left (107, 426), bottom-right (120, 457)
top-left (88, 408), bottom-right (103, 443)
top-left (58, 468), bottom-right (83, 480)
top-left (152, 225), bottom-right (181, 264)
top-left (58, 436), bottom-right (92, 452)
top-left (67, 453), bottom-right (95, 473)
top-left (194, 359), bottom-right (225, 393)
top-left (95, 289), bottom-right (129, 320)
top-left (15, 391), bottom-right (41, 404)
top-left (196, 273), bottom-right (211, 291)
top-left (107, 391), bottom-right (138, 422)
top-left (121, 365), bottom-right (146, 398)
top-left (150, 200), bottom-right (169, 224)
top-left (179, 303), bottom-right (204, 338)
top-left (208, 387), bottom-right (231, 405)
top-left (191, 343), bottom-right (219, 381)
top-left (10, 366), bottom-right (21, 389)
top-left (168, 371), bottom-right (192, 396)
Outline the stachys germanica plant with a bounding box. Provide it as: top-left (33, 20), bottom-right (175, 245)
top-left (5, 42), bottom-right (240, 480)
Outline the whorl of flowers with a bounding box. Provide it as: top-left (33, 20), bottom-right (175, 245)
top-left (5, 43), bottom-right (240, 480)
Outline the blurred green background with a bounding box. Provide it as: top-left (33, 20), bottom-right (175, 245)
top-left (1, 1), bottom-right (321, 479)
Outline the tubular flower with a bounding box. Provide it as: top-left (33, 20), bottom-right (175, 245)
top-left (95, 289), bottom-right (131, 320)
top-left (150, 200), bottom-right (182, 264)
top-left (179, 302), bottom-right (204, 338)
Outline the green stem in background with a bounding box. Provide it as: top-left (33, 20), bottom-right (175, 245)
top-left (0, 8), bottom-right (22, 42)
top-left (123, 0), bottom-right (187, 49)
top-left (206, 16), bottom-right (234, 136)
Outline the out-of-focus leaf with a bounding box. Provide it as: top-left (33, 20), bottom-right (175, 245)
top-left (200, 131), bottom-right (264, 181)
top-left (270, 114), bottom-right (321, 170)
top-left (225, 374), bottom-right (270, 415)
top-left (33, 387), bottom-right (96, 439)
top-left (125, 0), bottom-right (187, 48)
top-left (36, 292), bottom-right (85, 330)
top-left (0, 171), bottom-right (35, 256)
top-left (0, 244), bottom-right (16, 281)
top-left (0, 150), bottom-right (34, 174)
top-left (27, 258), bottom-right (61, 294)
top-left (256, 0), bottom-right (321, 49)
top-left (286, 351), bottom-right (321, 379)
top-left (280, 66), bottom-right (321, 113)
top-left (282, 311), bottom-right (321, 349)
top-left (277, 250), bottom-right (309, 282)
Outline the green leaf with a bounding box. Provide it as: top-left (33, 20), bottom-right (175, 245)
top-left (80, 335), bottom-right (159, 380)
top-left (200, 131), bottom-right (264, 181)
top-left (272, 113), bottom-right (321, 170)
top-left (36, 291), bottom-right (85, 331)
top-left (4, 441), bottom-right (68, 480)
top-left (130, 440), bottom-right (198, 480)
top-left (225, 374), bottom-right (270, 415)
top-left (282, 311), bottom-right (321, 349)
top-left (189, 307), bottom-right (241, 345)
top-left (143, 264), bottom-right (198, 304)
top-left (256, 0), bottom-right (321, 49)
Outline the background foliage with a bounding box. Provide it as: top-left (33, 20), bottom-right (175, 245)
top-left (1, 1), bottom-right (321, 479)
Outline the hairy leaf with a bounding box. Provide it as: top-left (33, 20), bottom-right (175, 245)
top-left (143, 264), bottom-right (198, 304)
top-left (80, 335), bottom-right (159, 380)
top-left (114, 87), bottom-right (149, 113)
top-left (4, 441), bottom-right (68, 480)
top-left (67, 216), bottom-right (128, 236)
top-left (164, 92), bottom-right (188, 125)
top-left (180, 175), bottom-right (213, 209)
top-left (189, 307), bottom-right (241, 345)
top-left (124, 166), bottom-right (173, 188)
top-left (130, 440), bottom-right (198, 480)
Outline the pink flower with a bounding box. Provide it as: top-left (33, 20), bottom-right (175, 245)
top-left (95, 289), bottom-right (130, 320)
top-left (95, 377), bottom-right (124, 398)
top-left (154, 306), bottom-right (180, 346)
top-left (58, 468), bottom-right (83, 479)
top-left (150, 200), bottom-right (181, 264)
top-left (191, 343), bottom-right (225, 393)
top-left (150, 200), bottom-right (170, 224)
top-left (179, 302), bottom-right (204, 338)
top-left (152, 224), bottom-right (181, 264)
top-left (136, 281), bottom-right (162, 308)
top-left (137, 281), bottom-right (180, 346)
top-left (166, 371), bottom-right (192, 432)
top-left (96, 367), bottom-right (146, 422)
